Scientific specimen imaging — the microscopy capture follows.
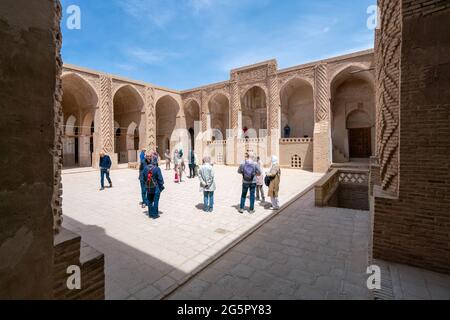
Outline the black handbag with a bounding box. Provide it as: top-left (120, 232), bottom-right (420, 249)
top-left (264, 175), bottom-right (273, 187)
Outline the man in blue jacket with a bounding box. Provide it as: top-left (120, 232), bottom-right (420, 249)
top-left (99, 151), bottom-right (113, 191)
top-left (143, 155), bottom-right (165, 219)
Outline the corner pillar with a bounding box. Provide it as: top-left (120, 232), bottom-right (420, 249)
top-left (313, 63), bottom-right (332, 173)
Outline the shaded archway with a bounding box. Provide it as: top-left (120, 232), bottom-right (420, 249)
top-left (184, 99), bottom-right (200, 151)
top-left (113, 85), bottom-right (144, 164)
top-left (330, 66), bottom-right (375, 162)
top-left (155, 95), bottom-right (180, 155)
top-left (208, 93), bottom-right (230, 140)
top-left (61, 73), bottom-right (98, 168)
top-left (241, 86), bottom-right (267, 138)
top-left (280, 78), bottom-right (314, 138)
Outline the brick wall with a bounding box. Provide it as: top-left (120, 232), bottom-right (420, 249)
top-left (372, 0), bottom-right (450, 274)
top-left (53, 229), bottom-right (105, 300)
top-left (0, 0), bottom-right (60, 299)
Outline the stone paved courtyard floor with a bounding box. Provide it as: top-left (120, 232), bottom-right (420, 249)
top-left (62, 166), bottom-right (323, 300)
top-left (168, 189), bottom-right (373, 300)
top-left (62, 165), bottom-right (450, 300)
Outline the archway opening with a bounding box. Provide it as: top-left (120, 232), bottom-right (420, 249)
top-left (184, 100), bottom-right (200, 152)
top-left (61, 73), bottom-right (98, 168)
top-left (209, 93), bottom-right (230, 141)
top-left (156, 95), bottom-right (180, 156)
top-left (113, 85), bottom-right (144, 164)
top-left (331, 66), bottom-right (375, 163)
top-left (280, 78), bottom-right (314, 139)
top-left (241, 86), bottom-right (267, 138)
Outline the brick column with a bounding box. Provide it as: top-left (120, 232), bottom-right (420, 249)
top-left (313, 63), bottom-right (332, 173)
top-left (98, 75), bottom-right (117, 167)
top-left (230, 77), bottom-right (241, 165)
top-left (268, 68), bottom-right (281, 160)
top-left (144, 86), bottom-right (156, 151)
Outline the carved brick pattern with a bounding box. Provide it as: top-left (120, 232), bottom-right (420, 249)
top-left (230, 81), bottom-right (240, 130)
top-left (53, 0), bottom-right (63, 234)
top-left (99, 75), bottom-right (114, 154)
top-left (201, 92), bottom-right (209, 132)
top-left (278, 69), bottom-right (315, 90)
top-left (206, 88), bottom-right (231, 105)
top-left (238, 67), bottom-right (267, 83)
top-left (339, 172), bottom-right (369, 185)
top-left (268, 75), bottom-right (280, 131)
top-left (145, 86), bottom-right (156, 150)
top-left (315, 64), bottom-right (330, 122)
top-left (240, 82), bottom-right (268, 98)
top-left (182, 91), bottom-right (202, 107)
top-left (375, 0), bottom-right (401, 193)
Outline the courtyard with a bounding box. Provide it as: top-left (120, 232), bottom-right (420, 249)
top-left (62, 166), bottom-right (323, 299)
top-left (62, 165), bottom-right (450, 300)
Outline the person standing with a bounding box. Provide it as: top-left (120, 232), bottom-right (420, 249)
top-left (256, 156), bottom-right (266, 203)
top-left (178, 149), bottom-right (185, 183)
top-left (189, 149), bottom-right (196, 178)
top-left (139, 153), bottom-right (151, 208)
top-left (173, 149), bottom-right (180, 183)
top-left (284, 124), bottom-right (291, 138)
top-left (237, 153), bottom-right (261, 214)
top-left (99, 151), bottom-right (113, 191)
top-left (266, 156), bottom-right (281, 210)
top-left (198, 156), bottom-right (216, 213)
top-left (143, 155), bottom-right (165, 219)
top-left (165, 149), bottom-right (171, 170)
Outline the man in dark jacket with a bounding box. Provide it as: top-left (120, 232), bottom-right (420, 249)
top-left (99, 151), bottom-right (113, 191)
top-left (143, 155), bottom-right (165, 219)
top-left (237, 152), bottom-right (261, 214)
top-left (189, 150), bottom-right (196, 178)
top-left (139, 153), bottom-right (151, 208)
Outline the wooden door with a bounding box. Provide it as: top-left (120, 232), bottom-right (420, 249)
top-left (349, 128), bottom-right (371, 158)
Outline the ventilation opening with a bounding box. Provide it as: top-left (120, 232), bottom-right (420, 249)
top-left (291, 154), bottom-right (302, 168)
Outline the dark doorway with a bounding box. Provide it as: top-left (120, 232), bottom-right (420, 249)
top-left (134, 128), bottom-right (139, 151)
top-left (74, 127), bottom-right (79, 165)
top-left (349, 128), bottom-right (371, 158)
top-left (90, 122), bottom-right (94, 155)
top-left (189, 128), bottom-right (195, 152)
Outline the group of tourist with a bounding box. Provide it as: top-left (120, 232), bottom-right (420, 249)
top-left (98, 149), bottom-right (281, 219)
top-left (237, 152), bottom-right (281, 213)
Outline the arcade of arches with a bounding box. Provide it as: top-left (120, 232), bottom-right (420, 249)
top-left (60, 51), bottom-right (376, 172)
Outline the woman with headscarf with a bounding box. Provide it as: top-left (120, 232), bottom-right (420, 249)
top-left (266, 155), bottom-right (281, 210)
top-left (173, 149), bottom-right (180, 183)
top-left (143, 154), bottom-right (165, 219)
top-left (178, 149), bottom-right (185, 183)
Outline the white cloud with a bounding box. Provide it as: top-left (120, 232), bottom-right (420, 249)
top-left (116, 0), bottom-right (176, 28)
top-left (125, 47), bottom-right (178, 65)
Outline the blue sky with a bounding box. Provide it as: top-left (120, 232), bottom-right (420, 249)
top-left (61, 0), bottom-right (376, 90)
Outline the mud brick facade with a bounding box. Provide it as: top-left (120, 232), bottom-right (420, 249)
top-left (372, 0), bottom-right (450, 274)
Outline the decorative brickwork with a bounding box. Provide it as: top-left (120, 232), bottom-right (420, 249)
top-left (145, 86), bottom-right (156, 150)
top-left (313, 64), bottom-right (332, 173)
top-left (315, 64), bottom-right (330, 122)
top-left (372, 0), bottom-right (450, 274)
top-left (375, 0), bottom-right (401, 194)
top-left (99, 75), bottom-right (114, 154)
top-left (53, 0), bottom-right (64, 234)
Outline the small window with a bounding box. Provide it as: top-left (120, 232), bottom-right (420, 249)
top-left (291, 155), bottom-right (302, 169)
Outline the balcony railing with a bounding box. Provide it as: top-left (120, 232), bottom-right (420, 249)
top-left (280, 137), bottom-right (313, 143)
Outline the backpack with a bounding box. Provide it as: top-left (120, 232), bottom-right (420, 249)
top-left (243, 162), bottom-right (256, 182)
top-left (147, 168), bottom-right (156, 190)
